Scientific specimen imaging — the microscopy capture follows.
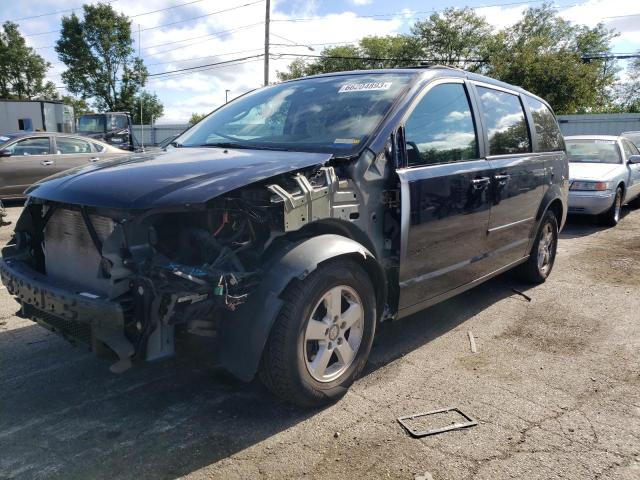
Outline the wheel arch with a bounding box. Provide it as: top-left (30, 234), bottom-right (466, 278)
top-left (218, 233), bottom-right (385, 382)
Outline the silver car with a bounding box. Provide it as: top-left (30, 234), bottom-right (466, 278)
top-left (566, 135), bottom-right (640, 225)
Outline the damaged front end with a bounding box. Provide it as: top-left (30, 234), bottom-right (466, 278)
top-left (0, 164), bottom-right (368, 374)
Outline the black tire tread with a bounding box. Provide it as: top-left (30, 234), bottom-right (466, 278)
top-left (515, 210), bottom-right (558, 284)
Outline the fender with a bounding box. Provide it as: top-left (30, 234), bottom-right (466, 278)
top-left (527, 181), bottom-right (567, 252)
top-left (219, 234), bottom-right (379, 382)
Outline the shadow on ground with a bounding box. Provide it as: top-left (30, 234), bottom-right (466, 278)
top-left (0, 270), bottom-right (531, 479)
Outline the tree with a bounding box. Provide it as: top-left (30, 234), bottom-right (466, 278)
top-left (55, 4), bottom-right (156, 115)
top-left (615, 56), bottom-right (640, 113)
top-left (60, 95), bottom-right (90, 116)
top-left (411, 7), bottom-right (493, 71)
top-left (276, 36), bottom-right (420, 81)
top-left (189, 112), bottom-right (207, 124)
top-left (0, 22), bottom-right (58, 100)
top-left (130, 91), bottom-right (164, 124)
top-left (484, 4), bottom-right (618, 114)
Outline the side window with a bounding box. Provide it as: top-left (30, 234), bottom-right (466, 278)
top-left (92, 142), bottom-right (106, 152)
top-left (6, 137), bottom-right (51, 156)
top-left (404, 83), bottom-right (478, 167)
top-left (525, 97), bottom-right (564, 152)
top-left (477, 86), bottom-right (531, 155)
top-left (622, 139), bottom-right (639, 159)
top-left (114, 115), bottom-right (128, 129)
top-left (56, 137), bottom-right (92, 154)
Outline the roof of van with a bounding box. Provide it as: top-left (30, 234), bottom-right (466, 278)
top-left (282, 66), bottom-right (551, 108)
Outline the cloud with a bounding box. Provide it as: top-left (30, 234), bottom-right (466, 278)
top-left (350, 0), bottom-right (373, 5)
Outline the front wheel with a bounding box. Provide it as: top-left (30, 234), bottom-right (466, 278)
top-left (515, 210), bottom-right (558, 283)
top-left (260, 259), bottom-right (376, 407)
top-left (598, 187), bottom-right (622, 227)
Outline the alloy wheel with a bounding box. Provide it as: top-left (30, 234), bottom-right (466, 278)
top-left (303, 285), bottom-right (364, 383)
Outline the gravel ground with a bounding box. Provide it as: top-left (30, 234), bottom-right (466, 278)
top-left (0, 203), bottom-right (639, 480)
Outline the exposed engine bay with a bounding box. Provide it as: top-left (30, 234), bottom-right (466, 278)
top-left (0, 164), bottom-right (386, 374)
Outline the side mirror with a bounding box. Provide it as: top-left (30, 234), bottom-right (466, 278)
top-left (628, 155), bottom-right (640, 164)
top-left (0, 149), bottom-right (11, 158)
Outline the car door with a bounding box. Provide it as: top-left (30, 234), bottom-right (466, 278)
top-left (396, 79), bottom-right (493, 313)
top-left (473, 84), bottom-right (547, 270)
top-left (621, 139), bottom-right (640, 200)
top-left (53, 136), bottom-right (100, 172)
top-left (0, 136), bottom-right (55, 197)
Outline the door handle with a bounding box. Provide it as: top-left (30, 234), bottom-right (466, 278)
top-left (41, 160), bottom-right (54, 166)
top-left (89, 157), bottom-right (99, 162)
top-left (471, 177), bottom-right (491, 189)
top-left (494, 174), bottom-right (511, 185)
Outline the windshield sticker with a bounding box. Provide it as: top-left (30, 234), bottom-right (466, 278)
top-left (339, 82), bottom-right (392, 93)
top-left (334, 138), bottom-right (361, 145)
top-left (0, 136), bottom-right (9, 142)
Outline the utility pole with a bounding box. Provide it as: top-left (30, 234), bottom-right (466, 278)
top-left (264, 0), bottom-right (270, 86)
top-left (138, 24), bottom-right (144, 151)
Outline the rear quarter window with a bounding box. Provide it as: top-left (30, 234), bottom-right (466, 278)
top-left (525, 96), bottom-right (564, 152)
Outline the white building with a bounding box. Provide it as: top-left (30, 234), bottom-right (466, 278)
top-left (0, 100), bottom-right (74, 134)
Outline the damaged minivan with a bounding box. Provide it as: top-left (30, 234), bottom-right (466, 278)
top-left (0, 68), bottom-right (568, 406)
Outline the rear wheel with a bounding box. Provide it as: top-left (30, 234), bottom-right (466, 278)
top-left (260, 259), bottom-right (376, 407)
top-left (515, 210), bottom-right (558, 283)
top-left (598, 186), bottom-right (622, 227)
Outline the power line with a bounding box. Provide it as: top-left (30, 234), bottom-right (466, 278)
top-left (140, 0), bottom-right (264, 32)
top-left (6, 1), bottom-right (119, 22)
top-left (27, 0), bottom-right (263, 44)
top-left (22, 0), bottom-right (207, 37)
top-left (148, 54), bottom-right (265, 76)
top-left (147, 57), bottom-right (265, 81)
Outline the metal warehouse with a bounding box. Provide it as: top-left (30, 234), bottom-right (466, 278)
top-left (0, 100), bottom-right (74, 134)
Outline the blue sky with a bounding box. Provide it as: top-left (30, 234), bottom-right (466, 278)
top-left (3, 0), bottom-right (639, 122)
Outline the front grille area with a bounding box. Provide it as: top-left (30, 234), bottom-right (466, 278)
top-left (28, 305), bottom-right (92, 348)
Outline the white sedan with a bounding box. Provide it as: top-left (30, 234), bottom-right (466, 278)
top-left (566, 135), bottom-right (640, 226)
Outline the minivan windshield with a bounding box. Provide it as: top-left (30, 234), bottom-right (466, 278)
top-left (176, 73), bottom-right (414, 155)
top-left (77, 115), bottom-right (106, 133)
top-left (565, 139), bottom-right (622, 164)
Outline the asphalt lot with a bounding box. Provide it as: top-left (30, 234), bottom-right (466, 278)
top-left (1, 203), bottom-right (639, 480)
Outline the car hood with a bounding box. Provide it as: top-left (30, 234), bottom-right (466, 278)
top-left (26, 147), bottom-right (332, 209)
top-left (568, 162), bottom-right (621, 181)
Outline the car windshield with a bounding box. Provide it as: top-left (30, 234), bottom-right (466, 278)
top-left (176, 73), bottom-right (415, 155)
top-left (77, 115), bottom-right (106, 133)
top-left (565, 139), bottom-right (621, 164)
top-left (623, 132), bottom-right (640, 149)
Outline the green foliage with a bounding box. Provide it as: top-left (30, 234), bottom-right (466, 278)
top-left (130, 91), bottom-right (164, 124)
top-left (60, 95), bottom-right (90, 116)
top-left (615, 57), bottom-right (640, 113)
top-left (483, 4), bottom-right (618, 114)
top-left (189, 112), bottom-right (207, 124)
top-left (0, 22), bottom-right (58, 100)
top-left (276, 3), bottom-right (623, 114)
top-left (411, 7), bottom-right (492, 71)
top-left (55, 4), bottom-right (158, 116)
top-left (276, 36), bottom-right (420, 81)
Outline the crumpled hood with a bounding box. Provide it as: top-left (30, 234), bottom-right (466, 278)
top-left (26, 147), bottom-right (332, 209)
top-left (569, 162), bottom-right (621, 181)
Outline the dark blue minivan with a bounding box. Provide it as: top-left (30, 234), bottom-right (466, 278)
top-left (1, 67), bottom-right (568, 406)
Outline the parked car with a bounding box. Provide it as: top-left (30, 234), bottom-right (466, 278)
top-left (0, 68), bottom-right (568, 406)
top-left (0, 132), bottom-right (129, 200)
top-left (621, 131), bottom-right (640, 149)
top-left (565, 135), bottom-right (640, 225)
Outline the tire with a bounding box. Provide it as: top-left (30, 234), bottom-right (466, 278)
top-left (515, 210), bottom-right (559, 284)
top-left (260, 259), bottom-right (376, 407)
top-left (598, 186), bottom-right (622, 227)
